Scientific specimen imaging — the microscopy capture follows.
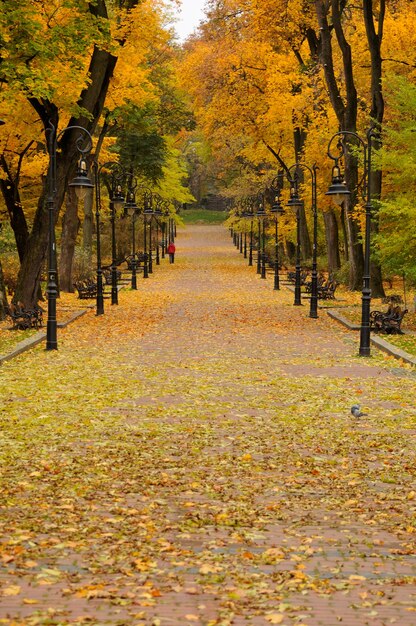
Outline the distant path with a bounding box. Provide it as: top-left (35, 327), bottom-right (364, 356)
top-left (1, 224), bottom-right (415, 626)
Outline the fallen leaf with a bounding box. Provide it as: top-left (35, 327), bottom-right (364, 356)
top-left (2, 585), bottom-right (21, 596)
top-left (265, 614), bottom-right (284, 624)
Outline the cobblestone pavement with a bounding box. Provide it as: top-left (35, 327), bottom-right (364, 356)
top-left (1, 225), bottom-right (415, 626)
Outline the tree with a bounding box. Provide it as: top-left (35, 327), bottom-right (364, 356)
top-left (314, 0), bottom-right (386, 294)
top-left (0, 0), bottom-right (185, 306)
top-left (373, 75), bottom-right (416, 284)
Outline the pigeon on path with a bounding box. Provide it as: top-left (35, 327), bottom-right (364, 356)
top-left (351, 404), bottom-right (367, 418)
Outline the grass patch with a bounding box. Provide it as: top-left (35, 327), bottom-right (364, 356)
top-left (382, 334), bottom-right (416, 356)
top-left (181, 208), bottom-right (228, 225)
top-left (0, 326), bottom-right (38, 355)
top-left (331, 303), bottom-right (416, 355)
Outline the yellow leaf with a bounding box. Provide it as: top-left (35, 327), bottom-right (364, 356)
top-left (199, 563), bottom-right (221, 574)
top-left (1, 554), bottom-right (14, 563)
top-left (265, 615), bottom-right (284, 624)
top-left (2, 585), bottom-right (21, 596)
top-left (185, 616), bottom-right (200, 622)
top-left (23, 599), bottom-right (39, 605)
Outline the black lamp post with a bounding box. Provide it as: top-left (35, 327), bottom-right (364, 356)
top-left (161, 216), bottom-right (166, 259)
top-left (87, 161), bottom-right (120, 315)
top-left (142, 190), bottom-right (153, 278)
top-left (256, 209), bottom-right (261, 275)
top-left (243, 202), bottom-right (249, 259)
top-left (153, 195), bottom-right (163, 266)
top-left (257, 194), bottom-right (267, 279)
top-left (109, 175), bottom-right (125, 304)
top-left (47, 123), bottom-right (93, 349)
top-left (286, 163), bottom-right (319, 317)
top-left (269, 175), bottom-right (285, 291)
top-left (310, 165), bottom-right (319, 319)
top-left (161, 201), bottom-right (170, 259)
top-left (286, 169), bottom-right (303, 306)
top-left (124, 178), bottom-right (139, 290)
top-left (248, 201), bottom-right (254, 267)
top-left (148, 207), bottom-right (154, 275)
top-left (326, 128), bottom-right (376, 356)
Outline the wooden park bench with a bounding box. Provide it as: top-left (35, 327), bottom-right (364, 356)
top-left (6, 302), bottom-right (44, 330)
top-left (287, 270), bottom-right (309, 285)
top-left (126, 252), bottom-right (147, 271)
top-left (382, 294), bottom-right (403, 305)
top-left (317, 278), bottom-right (338, 300)
top-left (102, 269), bottom-right (122, 286)
top-left (74, 279), bottom-right (97, 299)
top-left (305, 273), bottom-right (325, 294)
top-left (370, 304), bottom-right (408, 335)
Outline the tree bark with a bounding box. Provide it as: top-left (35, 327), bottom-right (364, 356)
top-left (363, 0), bottom-right (385, 298)
top-left (0, 259), bottom-right (8, 320)
top-left (323, 208), bottom-right (341, 275)
top-left (293, 127), bottom-right (312, 260)
top-left (0, 154), bottom-right (30, 262)
top-left (60, 187), bottom-right (80, 292)
top-left (340, 206), bottom-right (349, 262)
top-left (82, 192), bottom-right (93, 264)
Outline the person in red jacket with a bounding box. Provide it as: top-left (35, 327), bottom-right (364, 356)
top-left (167, 241), bottom-right (176, 263)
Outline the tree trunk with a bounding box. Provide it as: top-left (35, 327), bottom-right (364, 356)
top-left (298, 204), bottom-right (312, 262)
top-left (344, 154), bottom-right (365, 290)
top-left (0, 155), bottom-right (29, 262)
top-left (0, 260), bottom-right (8, 320)
top-left (293, 127), bottom-right (312, 259)
top-left (322, 208), bottom-right (340, 275)
top-left (340, 206), bottom-right (349, 262)
top-left (369, 169), bottom-right (384, 297)
top-left (60, 187), bottom-right (80, 292)
top-left (82, 191), bottom-right (93, 264)
top-left (363, 0), bottom-right (386, 298)
top-left (286, 240), bottom-right (296, 260)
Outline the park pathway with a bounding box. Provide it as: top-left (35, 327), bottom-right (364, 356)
top-left (0, 225), bottom-right (415, 625)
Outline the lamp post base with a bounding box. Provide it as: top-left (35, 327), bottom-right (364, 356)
top-left (359, 285), bottom-right (372, 356)
top-left (46, 324), bottom-right (58, 350)
top-left (294, 266), bottom-right (302, 306)
top-left (46, 274), bottom-right (58, 350)
top-left (111, 265), bottom-right (118, 304)
top-left (131, 262), bottom-right (137, 290)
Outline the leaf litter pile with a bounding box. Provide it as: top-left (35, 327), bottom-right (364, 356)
top-left (0, 226), bottom-right (415, 626)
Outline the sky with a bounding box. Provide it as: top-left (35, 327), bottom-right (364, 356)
top-left (174, 0), bottom-right (207, 41)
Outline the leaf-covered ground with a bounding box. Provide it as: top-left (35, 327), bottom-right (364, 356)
top-left (0, 225), bottom-right (415, 626)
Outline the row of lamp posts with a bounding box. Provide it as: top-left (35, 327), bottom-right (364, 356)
top-left (232, 165), bottom-right (318, 320)
top-left (41, 122), bottom-right (176, 351)
top-left (231, 126), bottom-right (377, 357)
top-left (2, 117), bottom-right (373, 356)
